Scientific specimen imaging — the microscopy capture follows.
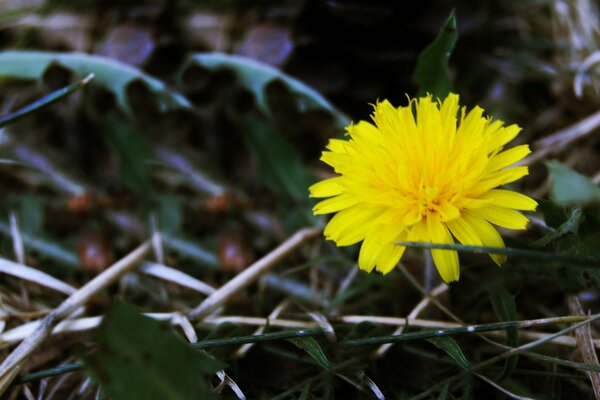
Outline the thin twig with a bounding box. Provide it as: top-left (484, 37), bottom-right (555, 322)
top-left (187, 227), bottom-right (321, 320)
top-left (0, 240), bottom-right (151, 395)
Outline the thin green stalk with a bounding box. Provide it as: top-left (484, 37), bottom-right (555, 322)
top-left (341, 316), bottom-right (587, 347)
top-left (14, 328), bottom-right (325, 385)
top-left (397, 241), bottom-right (600, 267)
top-left (0, 74), bottom-right (94, 128)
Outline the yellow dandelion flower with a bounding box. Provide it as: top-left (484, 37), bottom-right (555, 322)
top-left (309, 93), bottom-right (537, 283)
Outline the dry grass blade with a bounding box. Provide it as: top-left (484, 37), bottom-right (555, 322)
top-left (567, 294), bottom-right (600, 399)
top-left (474, 373), bottom-right (535, 400)
top-left (140, 262), bottom-right (216, 295)
top-left (0, 240), bottom-right (151, 395)
top-left (10, 212), bottom-right (24, 265)
top-left (0, 257), bottom-right (76, 295)
top-left (521, 108), bottom-right (600, 165)
top-left (187, 227), bottom-right (321, 320)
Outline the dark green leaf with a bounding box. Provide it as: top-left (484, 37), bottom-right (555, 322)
top-left (488, 287), bottom-right (518, 379)
top-left (412, 11), bottom-right (458, 98)
top-left (546, 160), bottom-right (600, 206)
top-left (0, 74), bottom-right (92, 128)
top-left (0, 51), bottom-right (190, 117)
top-left (288, 336), bottom-right (332, 370)
top-left (243, 116), bottom-right (318, 230)
top-left (436, 384), bottom-right (450, 400)
top-left (83, 302), bottom-right (222, 400)
top-left (426, 336), bottom-right (471, 370)
top-left (183, 53), bottom-right (349, 129)
top-left (103, 118), bottom-right (153, 198)
top-left (536, 199), bottom-right (569, 229)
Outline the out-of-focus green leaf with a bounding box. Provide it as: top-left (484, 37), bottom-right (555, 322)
top-left (299, 384), bottom-right (311, 400)
top-left (436, 384), bottom-right (450, 400)
top-left (412, 11), bottom-right (458, 98)
top-left (426, 336), bottom-right (471, 370)
top-left (244, 117), bottom-right (314, 201)
top-left (0, 74), bottom-right (93, 128)
top-left (183, 53), bottom-right (349, 129)
top-left (537, 199), bottom-right (570, 229)
top-left (0, 51), bottom-right (190, 117)
top-left (83, 302), bottom-right (222, 400)
top-left (488, 287), bottom-right (518, 380)
top-left (243, 116), bottom-right (318, 230)
top-left (157, 195), bottom-right (183, 234)
top-left (288, 336), bottom-right (332, 370)
top-left (103, 118), bottom-right (152, 198)
top-left (16, 196), bottom-right (44, 234)
top-left (546, 160), bottom-right (600, 206)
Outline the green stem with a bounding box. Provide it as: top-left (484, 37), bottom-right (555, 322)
top-left (397, 241), bottom-right (600, 267)
top-left (15, 328), bottom-right (325, 385)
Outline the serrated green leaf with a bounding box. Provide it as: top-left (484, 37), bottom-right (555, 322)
top-left (0, 74), bottom-right (92, 128)
top-left (183, 53), bottom-right (349, 129)
top-left (413, 11), bottom-right (458, 98)
top-left (534, 207), bottom-right (583, 247)
top-left (83, 302), bottom-right (222, 400)
top-left (288, 336), bottom-right (332, 370)
top-left (488, 287), bottom-right (518, 380)
top-left (0, 51), bottom-right (190, 117)
top-left (426, 336), bottom-right (471, 370)
top-left (546, 160), bottom-right (600, 206)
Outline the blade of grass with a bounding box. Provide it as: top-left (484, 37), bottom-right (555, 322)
top-left (0, 74), bottom-right (94, 128)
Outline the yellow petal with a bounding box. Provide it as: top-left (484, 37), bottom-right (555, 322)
top-left (358, 229), bottom-right (381, 273)
top-left (313, 194), bottom-right (357, 215)
top-left (447, 217), bottom-right (482, 246)
top-left (487, 145), bottom-right (531, 171)
top-left (375, 241), bottom-right (406, 274)
top-left (407, 219), bottom-right (428, 242)
top-left (479, 189), bottom-right (538, 211)
top-left (462, 211), bottom-right (506, 265)
top-left (427, 215), bottom-right (460, 283)
top-left (309, 177), bottom-right (344, 198)
top-left (471, 206), bottom-right (529, 230)
top-left (478, 166), bottom-right (529, 191)
top-left (324, 205), bottom-right (381, 246)
top-left (438, 199), bottom-right (460, 222)
top-left (487, 124), bottom-right (521, 152)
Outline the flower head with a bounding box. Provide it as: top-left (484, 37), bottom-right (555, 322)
top-left (309, 93), bottom-right (537, 282)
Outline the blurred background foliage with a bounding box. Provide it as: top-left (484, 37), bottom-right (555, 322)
top-left (0, 0), bottom-right (600, 399)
